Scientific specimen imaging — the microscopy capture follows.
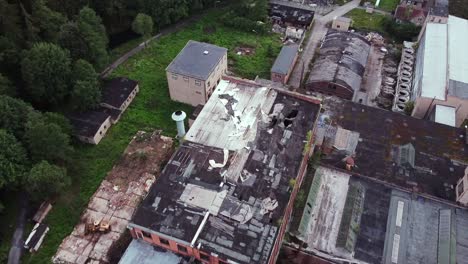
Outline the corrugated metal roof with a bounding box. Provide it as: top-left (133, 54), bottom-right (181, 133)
top-left (271, 44), bottom-right (299, 75)
top-left (421, 23), bottom-right (447, 100)
top-left (448, 16), bottom-right (468, 85)
top-left (434, 105), bottom-right (456, 127)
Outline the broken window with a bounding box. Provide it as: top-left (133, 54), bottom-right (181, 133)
top-left (183, 76), bottom-right (189, 82)
top-left (141, 230), bottom-right (151, 238)
top-left (172, 74), bottom-right (178, 80)
top-left (159, 237), bottom-right (169, 245)
top-left (195, 80), bottom-right (202, 86)
top-left (200, 252), bottom-right (210, 261)
top-left (177, 244), bottom-right (188, 253)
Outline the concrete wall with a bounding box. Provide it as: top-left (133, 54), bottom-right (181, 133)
top-left (332, 19), bottom-right (350, 31)
top-left (167, 54), bottom-right (227, 106)
top-left (129, 228), bottom-right (227, 264)
top-left (412, 96), bottom-right (468, 126)
top-left (77, 116), bottom-right (112, 145)
top-left (306, 81), bottom-right (354, 100)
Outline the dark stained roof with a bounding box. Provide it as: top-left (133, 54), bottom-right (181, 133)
top-left (317, 97), bottom-right (468, 201)
top-left (101, 77), bottom-right (138, 109)
top-left (68, 111), bottom-right (110, 138)
top-left (97, 107), bottom-right (122, 121)
top-left (306, 30), bottom-right (371, 92)
top-left (131, 81), bottom-right (321, 264)
top-left (166, 40), bottom-right (227, 80)
top-left (271, 44), bottom-right (299, 75)
top-left (269, 0), bottom-right (315, 27)
top-left (394, 5), bottom-right (428, 22)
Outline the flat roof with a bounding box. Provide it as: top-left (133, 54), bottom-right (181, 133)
top-left (434, 104), bottom-right (456, 127)
top-left (271, 44), bottom-right (299, 75)
top-left (420, 23), bottom-right (447, 100)
top-left (316, 97), bottom-right (468, 201)
top-left (299, 166), bottom-right (468, 264)
top-left (131, 78), bottom-right (321, 264)
top-left (166, 40), bottom-right (227, 80)
top-left (447, 16), bottom-right (468, 98)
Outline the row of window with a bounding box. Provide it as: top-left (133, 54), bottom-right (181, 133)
top-left (172, 73), bottom-right (203, 86)
top-left (140, 230), bottom-right (232, 263)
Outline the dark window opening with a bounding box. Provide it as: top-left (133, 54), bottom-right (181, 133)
top-left (200, 253), bottom-right (210, 261)
top-left (159, 238), bottom-right (169, 245)
top-left (177, 245), bottom-right (188, 253)
top-left (142, 231), bottom-right (151, 238)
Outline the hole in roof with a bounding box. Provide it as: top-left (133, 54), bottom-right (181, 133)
top-left (286, 110), bottom-right (298, 119)
top-left (270, 116), bottom-right (278, 127)
top-left (284, 119), bottom-right (293, 127)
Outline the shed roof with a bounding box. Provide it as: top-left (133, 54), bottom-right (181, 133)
top-left (271, 44), bottom-right (299, 75)
top-left (68, 111), bottom-right (110, 138)
top-left (166, 40), bottom-right (227, 80)
top-left (101, 77), bottom-right (138, 109)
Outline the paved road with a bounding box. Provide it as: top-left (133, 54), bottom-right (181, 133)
top-left (8, 194), bottom-right (29, 264)
top-left (288, 0), bottom-right (361, 89)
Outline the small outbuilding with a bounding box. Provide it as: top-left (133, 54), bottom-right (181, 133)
top-left (68, 111), bottom-right (112, 145)
top-left (332, 16), bottom-right (352, 31)
top-left (100, 77), bottom-right (139, 112)
top-left (271, 44), bottom-right (299, 84)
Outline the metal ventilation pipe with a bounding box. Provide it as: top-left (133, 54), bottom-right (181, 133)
top-left (172, 110), bottom-right (187, 138)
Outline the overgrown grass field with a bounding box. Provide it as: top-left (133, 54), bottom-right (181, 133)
top-left (346, 9), bottom-right (388, 33)
top-left (22, 8), bottom-right (281, 264)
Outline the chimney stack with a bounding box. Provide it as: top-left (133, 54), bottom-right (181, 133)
top-left (172, 110), bottom-right (187, 138)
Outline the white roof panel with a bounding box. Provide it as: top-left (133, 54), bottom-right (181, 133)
top-left (434, 105), bottom-right (456, 127)
top-left (421, 23), bottom-right (447, 100)
top-left (448, 16), bottom-right (468, 84)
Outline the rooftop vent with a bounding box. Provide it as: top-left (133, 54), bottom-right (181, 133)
top-left (397, 143), bottom-right (415, 168)
top-left (203, 50), bottom-right (209, 55)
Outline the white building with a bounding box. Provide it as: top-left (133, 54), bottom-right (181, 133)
top-left (412, 15), bottom-right (468, 127)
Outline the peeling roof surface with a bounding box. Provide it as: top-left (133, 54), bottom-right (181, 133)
top-left (166, 40), bottom-right (227, 80)
top-left (318, 97), bottom-right (468, 201)
top-left (300, 166), bottom-right (468, 264)
top-left (131, 79), bottom-right (320, 264)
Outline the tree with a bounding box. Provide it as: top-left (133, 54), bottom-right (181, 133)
top-left (24, 113), bottom-right (73, 164)
top-left (0, 74), bottom-right (15, 96)
top-left (0, 95), bottom-right (34, 139)
top-left (132, 13), bottom-right (153, 39)
top-left (21, 43), bottom-right (71, 107)
top-left (0, 129), bottom-right (28, 189)
top-left (32, 0), bottom-right (68, 43)
top-left (77, 7), bottom-right (109, 69)
top-left (70, 59), bottom-right (101, 111)
top-left (25, 161), bottom-right (70, 200)
top-left (58, 22), bottom-right (90, 61)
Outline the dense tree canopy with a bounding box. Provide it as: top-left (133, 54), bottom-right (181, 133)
top-left (24, 112), bottom-right (73, 164)
top-left (0, 74), bottom-right (15, 96)
top-left (132, 13), bottom-right (154, 38)
top-left (77, 7), bottom-right (109, 70)
top-left (21, 43), bottom-right (72, 107)
top-left (25, 160), bottom-right (70, 201)
top-left (71, 59), bottom-right (101, 111)
top-left (0, 95), bottom-right (34, 139)
top-left (0, 129), bottom-right (28, 189)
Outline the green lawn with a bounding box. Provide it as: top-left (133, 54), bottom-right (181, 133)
top-left (108, 36), bottom-right (145, 64)
top-left (346, 9), bottom-right (388, 33)
top-left (373, 0), bottom-right (399, 12)
top-left (22, 8), bottom-right (281, 264)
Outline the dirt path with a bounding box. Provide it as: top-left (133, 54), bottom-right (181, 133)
top-left (288, 0), bottom-right (361, 89)
top-left (7, 194), bottom-right (29, 264)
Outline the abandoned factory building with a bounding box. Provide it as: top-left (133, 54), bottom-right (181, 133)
top-left (306, 30), bottom-right (371, 100)
top-left (128, 78), bottom-right (321, 264)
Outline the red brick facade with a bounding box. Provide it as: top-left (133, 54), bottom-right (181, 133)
top-left (306, 81), bottom-right (354, 100)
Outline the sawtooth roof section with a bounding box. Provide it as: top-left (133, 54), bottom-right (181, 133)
top-left (420, 23), bottom-right (447, 100)
top-left (166, 40), bottom-right (227, 80)
top-left (271, 44), bottom-right (299, 75)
